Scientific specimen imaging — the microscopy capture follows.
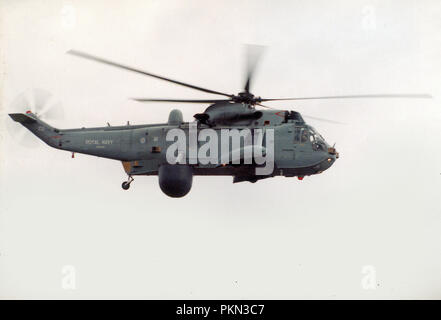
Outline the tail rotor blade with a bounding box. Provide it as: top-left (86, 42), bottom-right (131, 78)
top-left (10, 92), bottom-right (31, 113)
top-left (14, 125), bottom-right (38, 148)
top-left (6, 89), bottom-right (64, 148)
top-left (32, 88), bottom-right (53, 115)
top-left (4, 112), bottom-right (39, 149)
top-left (40, 101), bottom-right (64, 120)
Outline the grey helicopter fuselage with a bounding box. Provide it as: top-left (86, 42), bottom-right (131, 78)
top-left (9, 102), bottom-right (338, 197)
top-left (25, 47), bottom-right (426, 197)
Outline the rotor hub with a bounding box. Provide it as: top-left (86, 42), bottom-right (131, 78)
top-left (233, 92), bottom-right (262, 105)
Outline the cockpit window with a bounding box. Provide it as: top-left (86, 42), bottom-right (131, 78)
top-left (308, 127), bottom-right (325, 142)
top-left (308, 126), bottom-right (327, 151)
top-left (294, 126), bottom-right (327, 150)
top-left (294, 127), bottom-right (309, 143)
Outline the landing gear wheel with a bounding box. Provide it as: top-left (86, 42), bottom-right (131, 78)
top-left (121, 176), bottom-right (134, 190)
top-left (122, 182), bottom-right (130, 190)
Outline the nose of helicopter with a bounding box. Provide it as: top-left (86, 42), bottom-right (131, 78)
top-left (317, 147), bottom-right (339, 172)
top-left (327, 146), bottom-right (339, 159)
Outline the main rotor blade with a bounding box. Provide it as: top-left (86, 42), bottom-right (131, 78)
top-left (132, 98), bottom-right (231, 103)
top-left (302, 114), bottom-right (348, 125)
top-left (257, 103), bottom-right (346, 124)
top-left (244, 44), bottom-right (266, 93)
top-left (256, 103), bottom-right (274, 109)
top-left (67, 50), bottom-right (233, 98)
top-left (261, 94), bottom-right (432, 102)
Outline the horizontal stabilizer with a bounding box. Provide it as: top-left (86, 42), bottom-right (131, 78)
top-left (9, 113), bottom-right (36, 124)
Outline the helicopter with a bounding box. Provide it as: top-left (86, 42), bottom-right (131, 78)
top-left (8, 48), bottom-right (431, 197)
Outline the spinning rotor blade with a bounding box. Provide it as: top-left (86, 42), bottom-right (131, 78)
top-left (132, 98), bottom-right (231, 104)
top-left (5, 89), bottom-right (64, 148)
top-left (244, 44), bottom-right (266, 93)
top-left (260, 93), bottom-right (432, 102)
top-left (39, 100), bottom-right (64, 120)
top-left (31, 89), bottom-right (64, 119)
top-left (32, 89), bottom-right (52, 115)
top-left (68, 50), bottom-right (233, 98)
top-left (302, 114), bottom-right (347, 125)
top-left (256, 103), bottom-right (274, 109)
top-left (256, 103), bottom-right (346, 124)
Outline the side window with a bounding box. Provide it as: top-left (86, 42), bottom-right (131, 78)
top-left (294, 127), bottom-right (309, 143)
top-left (301, 129), bottom-right (309, 143)
top-left (309, 129), bottom-right (316, 143)
top-left (294, 128), bottom-right (300, 143)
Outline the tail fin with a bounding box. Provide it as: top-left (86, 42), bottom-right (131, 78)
top-left (9, 112), bottom-right (60, 148)
top-left (9, 113), bottom-right (37, 124)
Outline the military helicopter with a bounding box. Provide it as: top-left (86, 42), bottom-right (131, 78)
top-left (8, 47), bottom-right (431, 197)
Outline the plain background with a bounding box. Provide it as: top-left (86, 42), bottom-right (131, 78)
top-left (0, 0), bottom-right (440, 299)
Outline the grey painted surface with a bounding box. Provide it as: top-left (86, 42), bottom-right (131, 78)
top-left (10, 106), bottom-right (337, 180)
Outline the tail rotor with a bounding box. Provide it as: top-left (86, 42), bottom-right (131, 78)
top-left (3, 89), bottom-right (64, 148)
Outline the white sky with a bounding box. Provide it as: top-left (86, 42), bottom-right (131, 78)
top-left (0, 0), bottom-right (440, 299)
